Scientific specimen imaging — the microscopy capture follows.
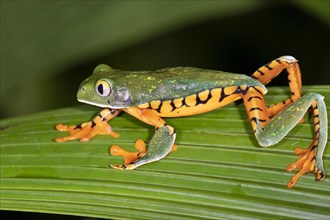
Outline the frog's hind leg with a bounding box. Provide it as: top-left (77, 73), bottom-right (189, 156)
top-left (285, 99), bottom-right (327, 188)
top-left (251, 55), bottom-right (302, 118)
top-left (111, 107), bottom-right (176, 170)
top-left (242, 87), bottom-right (327, 188)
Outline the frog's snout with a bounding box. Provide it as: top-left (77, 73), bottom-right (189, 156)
top-left (77, 84), bottom-right (88, 101)
top-left (78, 86), bottom-right (84, 93)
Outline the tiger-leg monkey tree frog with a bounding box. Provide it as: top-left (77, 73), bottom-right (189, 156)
top-left (55, 56), bottom-right (328, 188)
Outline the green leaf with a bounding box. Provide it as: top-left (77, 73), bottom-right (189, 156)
top-left (1, 86), bottom-right (329, 219)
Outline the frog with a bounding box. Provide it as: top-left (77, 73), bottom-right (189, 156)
top-left (55, 55), bottom-right (328, 188)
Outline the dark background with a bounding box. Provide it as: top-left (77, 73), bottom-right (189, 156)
top-left (1, 1), bottom-right (329, 119)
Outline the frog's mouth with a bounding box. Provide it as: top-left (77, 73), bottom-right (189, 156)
top-left (77, 98), bottom-right (106, 108)
top-left (77, 97), bottom-right (116, 108)
top-left (77, 98), bottom-right (125, 109)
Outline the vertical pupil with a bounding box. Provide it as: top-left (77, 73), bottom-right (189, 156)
top-left (97, 84), bottom-right (104, 94)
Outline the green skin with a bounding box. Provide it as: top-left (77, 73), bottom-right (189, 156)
top-left (76, 63), bottom-right (327, 177)
top-left (77, 64), bottom-right (266, 108)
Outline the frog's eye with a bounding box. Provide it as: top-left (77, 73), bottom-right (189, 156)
top-left (95, 80), bottom-right (111, 97)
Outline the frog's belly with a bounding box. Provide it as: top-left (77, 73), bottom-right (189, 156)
top-left (137, 86), bottom-right (242, 117)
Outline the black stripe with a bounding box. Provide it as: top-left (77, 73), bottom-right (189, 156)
top-left (156, 101), bottom-right (163, 113)
top-left (257, 69), bottom-right (265, 76)
top-left (98, 113), bottom-right (107, 121)
top-left (252, 86), bottom-right (264, 95)
top-left (150, 101), bottom-right (162, 112)
top-left (219, 88), bottom-right (229, 102)
top-left (170, 101), bottom-right (176, 112)
top-left (265, 63), bottom-right (273, 70)
top-left (251, 117), bottom-right (257, 123)
top-left (109, 108), bottom-right (116, 114)
top-left (250, 117), bottom-right (266, 123)
top-left (315, 127), bottom-right (320, 134)
top-left (173, 99), bottom-right (184, 108)
top-left (182, 98), bottom-right (188, 107)
top-left (196, 90), bottom-right (212, 105)
top-left (75, 124), bottom-right (82, 129)
top-left (247, 96), bottom-right (262, 102)
top-left (233, 86), bottom-right (249, 95)
top-left (241, 86), bottom-right (249, 95)
top-left (311, 144), bottom-right (317, 151)
top-left (91, 120), bottom-right (96, 128)
top-left (249, 107), bottom-right (263, 112)
top-left (276, 59), bottom-right (282, 64)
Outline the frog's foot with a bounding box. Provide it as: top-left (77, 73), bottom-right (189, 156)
top-left (55, 120), bottom-right (119, 142)
top-left (110, 140), bottom-right (147, 164)
top-left (110, 140), bottom-right (177, 170)
top-left (286, 144), bottom-right (325, 188)
top-left (55, 108), bottom-right (121, 142)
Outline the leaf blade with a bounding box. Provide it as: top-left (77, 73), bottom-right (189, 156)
top-left (1, 86), bottom-right (329, 219)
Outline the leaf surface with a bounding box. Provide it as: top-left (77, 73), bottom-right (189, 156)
top-left (1, 86), bottom-right (329, 219)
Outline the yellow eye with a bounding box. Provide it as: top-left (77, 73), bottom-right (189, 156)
top-left (95, 80), bottom-right (111, 97)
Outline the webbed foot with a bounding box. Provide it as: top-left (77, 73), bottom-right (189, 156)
top-left (286, 143), bottom-right (325, 188)
top-left (110, 140), bottom-right (147, 165)
top-left (55, 120), bottom-right (119, 142)
top-left (55, 108), bottom-right (121, 142)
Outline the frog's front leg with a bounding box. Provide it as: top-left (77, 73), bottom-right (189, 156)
top-left (111, 107), bottom-right (176, 170)
top-left (242, 87), bottom-right (327, 188)
top-left (110, 140), bottom-right (177, 164)
top-left (55, 108), bottom-right (121, 142)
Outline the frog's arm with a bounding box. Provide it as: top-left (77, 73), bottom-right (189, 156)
top-left (110, 140), bottom-right (177, 165)
top-left (244, 56), bottom-right (327, 188)
top-left (110, 107), bottom-right (176, 170)
top-left (55, 108), bottom-right (121, 142)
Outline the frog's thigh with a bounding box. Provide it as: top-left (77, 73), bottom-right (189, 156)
top-left (251, 56), bottom-right (302, 117)
top-left (242, 86), bottom-right (270, 133)
top-left (113, 107), bottom-right (176, 170)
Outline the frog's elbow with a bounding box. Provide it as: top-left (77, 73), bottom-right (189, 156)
top-left (255, 129), bottom-right (278, 147)
top-left (258, 140), bottom-right (273, 147)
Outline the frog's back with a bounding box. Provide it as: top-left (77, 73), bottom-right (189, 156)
top-left (122, 67), bottom-right (266, 103)
top-left (156, 66), bottom-right (264, 89)
top-left (116, 67), bottom-right (266, 117)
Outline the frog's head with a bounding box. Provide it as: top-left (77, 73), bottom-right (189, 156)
top-left (77, 64), bottom-right (131, 108)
